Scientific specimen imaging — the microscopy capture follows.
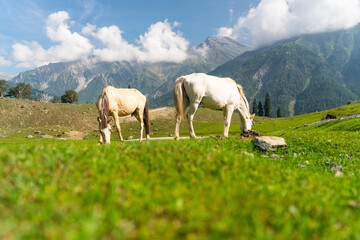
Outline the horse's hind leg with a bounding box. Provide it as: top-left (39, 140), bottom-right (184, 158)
top-left (187, 101), bottom-right (199, 138)
top-left (174, 97), bottom-right (189, 140)
top-left (113, 114), bottom-right (124, 142)
top-left (134, 110), bottom-right (144, 142)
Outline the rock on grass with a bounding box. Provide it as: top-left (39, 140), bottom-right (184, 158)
top-left (252, 136), bottom-right (287, 151)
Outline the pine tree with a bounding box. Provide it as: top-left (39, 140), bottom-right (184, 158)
top-left (258, 101), bottom-right (264, 116)
top-left (252, 99), bottom-right (258, 115)
top-left (264, 92), bottom-right (272, 117)
top-left (277, 107), bottom-right (283, 118)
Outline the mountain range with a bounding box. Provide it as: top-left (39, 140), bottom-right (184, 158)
top-left (9, 36), bottom-right (249, 106)
top-left (211, 26), bottom-right (360, 116)
top-left (6, 26), bottom-right (360, 116)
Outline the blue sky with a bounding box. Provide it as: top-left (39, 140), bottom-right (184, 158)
top-left (0, 0), bottom-right (259, 74)
top-left (1, 0), bottom-right (360, 75)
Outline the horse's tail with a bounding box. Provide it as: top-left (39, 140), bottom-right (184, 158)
top-left (173, 76), bottom-right (186, 120)
top-left (143, 99), bottom-right (150, 135)
top-left (97, 90), bottom-right (109, 128)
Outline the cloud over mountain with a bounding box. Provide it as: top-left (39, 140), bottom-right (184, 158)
top-left (218, 0), bottom-right (360, 47)
top-left (83, 20), bottom-right (189, 63)
top-left (11, 11), bottom-right (190, 68)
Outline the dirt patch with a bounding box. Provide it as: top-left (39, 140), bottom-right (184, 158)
top-left (240, 130), bottom-right (263, 138)
top-left (66, 131), bottom-right (86, 140)
top-left (41, 134), bottom-right (54, 139)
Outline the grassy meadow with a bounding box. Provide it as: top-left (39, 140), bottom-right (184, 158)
top-left (0, 99), bottom-right (359, 239)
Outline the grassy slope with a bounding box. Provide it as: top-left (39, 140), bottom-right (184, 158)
top-left (0, 100), bottom-right (359, 239)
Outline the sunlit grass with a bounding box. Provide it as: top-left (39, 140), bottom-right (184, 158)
top-left (0, 101), bottom-right (359, 239)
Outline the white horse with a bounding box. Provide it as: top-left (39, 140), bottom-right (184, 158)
top-left (173, 73), bottom-right (254, 140)
top-left (96, 86), bottom-right (150, 144)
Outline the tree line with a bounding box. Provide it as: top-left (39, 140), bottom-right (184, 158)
top-left (0, 80), bottom-right (78, 103)
top-left (252, 92), bottom-right (283, 118)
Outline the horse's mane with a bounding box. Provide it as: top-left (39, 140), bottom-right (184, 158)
top-left (99, 90), bottom-right (109, 128)
top-left (237, 84), bottom-right (250, 114)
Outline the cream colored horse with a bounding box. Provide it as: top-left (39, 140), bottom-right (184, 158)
top-left (96, 86), bottom-right (150, 144)
top-left (173, 73), bottom-right (254, 140)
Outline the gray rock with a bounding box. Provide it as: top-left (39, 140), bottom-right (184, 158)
top-left (331, 166), bottom-right (344, 172)
top-left (298, 164), bottom-right (306, 168)
top-left (26, 135), bottom-right (33, 138)
top-left (251, 136), bottom-right (287, 151)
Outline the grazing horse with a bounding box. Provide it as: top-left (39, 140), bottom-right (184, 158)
top-left (173, 73), bottom-right (254, 140)
top-left (96, 86), bottom-right (150, 144)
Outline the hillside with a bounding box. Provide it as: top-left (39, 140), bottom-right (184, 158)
top-left (211, 25), bottom-right (360, 116)
top-left (0, 98), bottom-right (229, 135)
top-left (1, 97), bottom-right (359, 140)
top-left (9, 37), bottom-right (249, 106)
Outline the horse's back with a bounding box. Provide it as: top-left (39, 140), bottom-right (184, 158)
top-left (183, 73), bottom-right (240, 108)
top-left (101, 86), bottom-right (147, 116)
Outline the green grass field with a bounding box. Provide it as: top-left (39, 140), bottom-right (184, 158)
top-left (0, 101), bottom-right (359, 239)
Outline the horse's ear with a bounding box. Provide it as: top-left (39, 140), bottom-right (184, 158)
top-left (251, 113), bottom-right (255, 120)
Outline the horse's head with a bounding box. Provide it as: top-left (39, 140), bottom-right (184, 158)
top-left (98, 117), bottom-right (112, 144)
top-left (242, 113), bottom-right (255, 131)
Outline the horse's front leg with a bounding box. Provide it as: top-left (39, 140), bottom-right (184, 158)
top-left (187, 102), bottom-right (199, 138)
top-left (222, 105), bottom-right (234, 138)
top-left (113, 114), bottom-right (124, 142)
top-left (97, 132), bottom-right (103, 145)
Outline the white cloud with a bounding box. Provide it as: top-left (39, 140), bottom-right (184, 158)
top-left (83, 24), bottom-right (139, 62)
top-left (0, 56), bottom-right (12, 66)
top-left (84, 20), bottom-right (189, 63)
top-left (136, 20), bottom-right (189, 63)
top-left (12, 11), bottom-right (191, 68)
top-left (12, 11), bottom-right (93, 68)
top-left (218, 0), bottom-right (360, 47)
